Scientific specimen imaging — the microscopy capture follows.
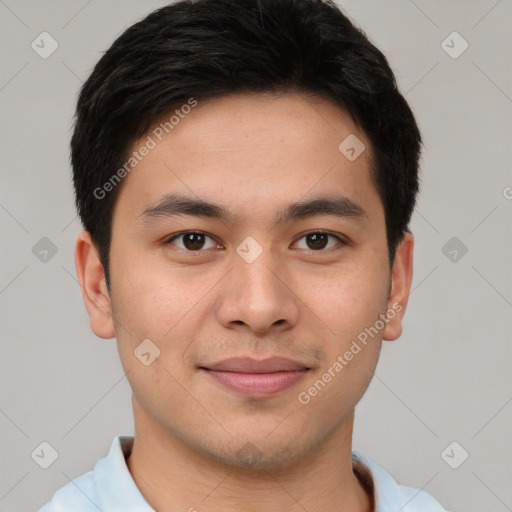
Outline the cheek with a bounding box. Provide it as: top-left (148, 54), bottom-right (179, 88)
top-left (110, 252), bottom-right (185, 334)
top-left (302, 262), bottom-right (389, 338)
top-left (111, 275), bottom-right (194, 411)
top-left (110, 256), bottom-right (206, 379)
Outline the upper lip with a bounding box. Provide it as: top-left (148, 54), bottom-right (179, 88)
top-left (200, 357), bottom-right (310, 373)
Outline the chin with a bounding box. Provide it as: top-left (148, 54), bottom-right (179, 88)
top-left (193, 426), bottom-right (315, 472)
top-left (211, 442), bottom-right (307, 472)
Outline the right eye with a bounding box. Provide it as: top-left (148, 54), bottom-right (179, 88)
top-left (165, 231), bottom-right (224, 252)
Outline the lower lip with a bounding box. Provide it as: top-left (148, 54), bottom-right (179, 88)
top-left (201, 369), bottom-right (309, 398)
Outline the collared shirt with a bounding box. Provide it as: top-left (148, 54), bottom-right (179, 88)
top-left (38, 436), bottom-right (450, 512)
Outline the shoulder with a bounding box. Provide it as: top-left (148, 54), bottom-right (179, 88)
top-left (352, 451), bottom-right (451, 512)
top-left (37, 470), bottom-right (99, 512)
top-left (37, 435), bottom-right (147, 512)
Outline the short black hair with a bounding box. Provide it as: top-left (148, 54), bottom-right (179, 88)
top-left (71, 0), bottom-right (421, 292)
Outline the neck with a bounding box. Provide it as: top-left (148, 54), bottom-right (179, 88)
top-left (126, 400), bottom-right (373, 512)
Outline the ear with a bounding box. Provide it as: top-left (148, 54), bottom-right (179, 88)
top-left (74, 230), bottom-right (115, 339)
top-left (382, 231), bottom-right (414, 341)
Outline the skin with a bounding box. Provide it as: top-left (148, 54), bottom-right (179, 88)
top-left (75, 91), bottom-right (413, 512)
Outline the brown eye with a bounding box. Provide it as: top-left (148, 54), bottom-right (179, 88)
top-left (306, 233), bottom-right (328, 250)
top-left (166, 232), bottom-right (220, 251)
top-left (294, 232), bottom-right (345, 251)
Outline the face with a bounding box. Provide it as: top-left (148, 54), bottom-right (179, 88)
top-left (77, 91), bottom-right (413, 470)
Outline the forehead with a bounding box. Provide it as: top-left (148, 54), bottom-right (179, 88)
top-left (150, 91), bottom-right (366, 154)
top-left (111, 91), bottom-right (382, 226)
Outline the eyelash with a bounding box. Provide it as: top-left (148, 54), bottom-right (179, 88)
top-left (164, 230), bottom-right (347, 252)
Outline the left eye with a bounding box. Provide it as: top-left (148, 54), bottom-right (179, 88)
top-left (293, 232), bottom-right (344, 251)
top-left (165, 231), bottom-right (344, 252)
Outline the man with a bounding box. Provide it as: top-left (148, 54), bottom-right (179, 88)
top-left (38, 0), bottom-right (450, 510)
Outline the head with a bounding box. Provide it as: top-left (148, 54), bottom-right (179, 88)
top-left (74, 0), bottom-right (420, 469)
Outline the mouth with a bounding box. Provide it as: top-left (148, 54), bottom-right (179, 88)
top-left (198, 357), bottom-right (311, 398)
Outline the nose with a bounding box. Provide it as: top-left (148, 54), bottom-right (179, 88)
top-left (215, 246), bottom-right (300, 334)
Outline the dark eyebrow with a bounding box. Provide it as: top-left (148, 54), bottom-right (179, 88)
top-left (137, 194), bottom-right (237, 223)
top-left (136, 193), bottom-right (368, 225)
top-left (276, 196), bottom-right (368, 225)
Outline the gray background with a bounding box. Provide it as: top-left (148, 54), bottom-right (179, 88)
top-left (0, 1), bottom-right (510, 511)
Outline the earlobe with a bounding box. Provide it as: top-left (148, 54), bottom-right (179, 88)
top-left (382, 231), bottom-right (414, 342)
top-left (74, 230), bottom-right (115, 339)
